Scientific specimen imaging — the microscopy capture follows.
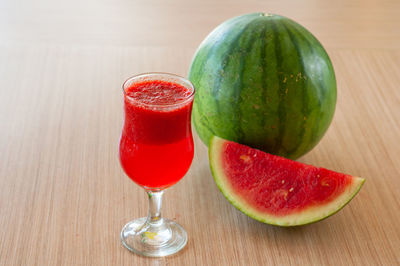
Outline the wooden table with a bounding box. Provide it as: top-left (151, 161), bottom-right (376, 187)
top-left (1, 0), bottom-right (399, 265)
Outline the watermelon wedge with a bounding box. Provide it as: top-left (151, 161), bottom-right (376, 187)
top-left (209, 136), bottom-right (365, 226)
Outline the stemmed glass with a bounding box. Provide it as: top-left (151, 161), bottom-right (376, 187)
top-left (119, 73), bottom-right (195, 257)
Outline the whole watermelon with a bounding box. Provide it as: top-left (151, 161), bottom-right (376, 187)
top-left (189, 13), bottom-right (336, 159)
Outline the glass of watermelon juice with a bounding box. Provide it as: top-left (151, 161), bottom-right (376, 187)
top-left (119, 73), bottom-right (195, 257)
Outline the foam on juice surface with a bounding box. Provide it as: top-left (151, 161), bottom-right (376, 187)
top-left (126, 80), bottom-right (192, 105)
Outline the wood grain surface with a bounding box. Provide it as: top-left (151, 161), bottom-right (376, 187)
top-left (0, 0), bottom-right (399, 265)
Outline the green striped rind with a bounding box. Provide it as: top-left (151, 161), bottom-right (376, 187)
top-left (189, 13), bottom-right (337, 159)
top-left (209, 136), bottom-right (365, 226)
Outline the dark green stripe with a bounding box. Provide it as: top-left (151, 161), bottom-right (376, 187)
top-left (259, 25), bottom-right (268, 134)
top-left (270, 21), bottom-right (286, 154)
top-left (190, 15), bottom-right (252, 127)
top-left (235, 25), bottom-right (259, 141)
top-left (284, 20), bottom-right (328, 103)
top-left (205, 16), bottom-right (262, 141)
top-left (211, 19), bottom-right (259, 103)
top-left (281, 22), bottom-right (309, 156)
top-left (283, 20), bottom-right (328, 151)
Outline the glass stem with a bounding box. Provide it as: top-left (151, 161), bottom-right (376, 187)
top-left (146, 190), bottom-right (164, 226)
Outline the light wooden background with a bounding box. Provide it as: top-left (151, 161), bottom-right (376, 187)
top-left (0, 0), bottom-right (399, 265)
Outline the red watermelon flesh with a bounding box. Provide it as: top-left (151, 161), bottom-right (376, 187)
top-left (209, 136), bottom-right (364, 226)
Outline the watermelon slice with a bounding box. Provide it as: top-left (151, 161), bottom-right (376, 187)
top-left (209, 136), bottom-right (365, 226)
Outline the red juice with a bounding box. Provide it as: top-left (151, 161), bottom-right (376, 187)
top-left (119, 79), bottom-right (194, 189)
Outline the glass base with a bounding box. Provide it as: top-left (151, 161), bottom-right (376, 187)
top-left (121, 217), bottom-right (187, 257)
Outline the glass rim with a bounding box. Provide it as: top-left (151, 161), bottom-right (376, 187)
top-left (122, 72), bottom-right (195, 108)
